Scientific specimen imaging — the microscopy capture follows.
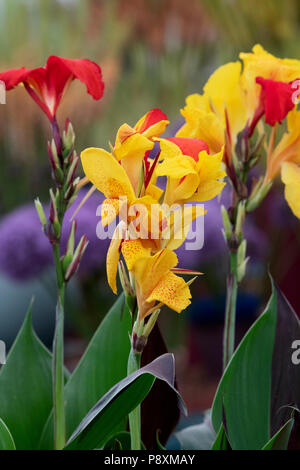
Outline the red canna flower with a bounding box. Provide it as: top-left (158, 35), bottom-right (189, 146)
top-left (0, 56), bottom-right (104, 122)
top-left (256, 76), bottom-right (297, 127)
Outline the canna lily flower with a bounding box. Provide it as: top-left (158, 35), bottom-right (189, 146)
top-left (0, 56), bottom-right (104, 122)
top-left (177, 62), bottom-right (247, 156)
top-left (240, 44), bottom-right (300, 130)
top-left (81, 109), bottom-right (179, 293)
top-left (156, 138), bottom-right (226, 206)
top-left (122, 242), bottom-right (194, 319)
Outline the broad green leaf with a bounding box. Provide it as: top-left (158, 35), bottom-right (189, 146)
top-left (0, 300), bottom-right (53, 449)
top-left (0, 418), bottom-right (16, 450)
top-left (39, 294), bottom-right (131, 449)
top-left (270, 288), bottom-right (300, 436)
top-left (262, 418), bottom-right (294, 450)
top-left (65, 353), bottom-right (185, 450)
top-left (211, 424), bottom-right (231, 450)
top-left (211, 280), bottom-right (278, 449)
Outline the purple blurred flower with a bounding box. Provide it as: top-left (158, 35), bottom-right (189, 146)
top-left (0, 189), bottom-right (108, 281)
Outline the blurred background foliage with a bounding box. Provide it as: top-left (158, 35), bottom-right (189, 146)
top-left (1, 0), bottom-right (300, 409)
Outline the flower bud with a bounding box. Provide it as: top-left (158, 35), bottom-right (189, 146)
top-left (62, 119), bottom-right (75, 151)
top-left (66, 153), bottom-right (79, 187)
top-left (64, 235), bottom-right (89, 281)
top-left (49, 188), bottom-right (61, 239)
top-left (246, 180), bottom-right (272, 212)
top-left (34, 198), bottom-right (47, 229)
top-left (221, 205), bottom-right (233, 242)
top-left (235, 201), bottom-right (246, 239)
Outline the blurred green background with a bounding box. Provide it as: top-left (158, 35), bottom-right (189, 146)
top-left (1, 0), bottom-right (300, 410)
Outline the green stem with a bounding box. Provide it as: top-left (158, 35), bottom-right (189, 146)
top-left (52, 243), bottom-right (66, 450)
top-left (223, 250), bottom-right (238, 371)
top-left (127, 348), bottom-right (141, 450)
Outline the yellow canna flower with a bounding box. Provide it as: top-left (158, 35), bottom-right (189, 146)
top-left (122, 243), bottom-right (193, 319)
top-left (177, 62), bottom-right (247, 155)
top-left (81, 110), bottom-right (206, 293)
top-left (240, 44), bottom-right (300, 121)
top-left (156, 138), bottom-right (226, 206)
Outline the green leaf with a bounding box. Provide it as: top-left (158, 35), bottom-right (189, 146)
top-left (211, 424), bottom-right (231, 450)
top-left (0, 418), bottom-right (16, 450)
top-left (211, 279), bottom-right (278, 449)
top-left (262, 418), bottom-right (294, 450)
top-left (0, 300), bottom-right (53, 449)
top-left (65, 353), bottom-right (185, 450)
top-left (270, 288), bottom-right (300, 436)
top-left (39, 294), bottom-right (132, 449)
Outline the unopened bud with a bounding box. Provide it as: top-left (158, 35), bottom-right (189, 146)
top-left (66, 153), bottom-right (79, 187)
top-left (49, 188), bottom-right (60, 238)
top-left (235, 201), bottom-right (246, 239)
top-left (246, 180), bottom-right (272, 212)
top-left (34, 198), bottom-right (47, 229)
top-left (64, 235), bottom-right (89, 281)
top-left (237, 239), bottom-right (249, 283)
top-left (51, 139), bottom-right (60, 167)
top-left (62, 119), bottom-right (75, 151)
top-left (221, 205), bottom-right (233, 241)
top-left (118, 260), bottom-right (135, 298)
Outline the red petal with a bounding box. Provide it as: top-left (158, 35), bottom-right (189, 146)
top-left (167, 137), bottom-right (209, 161)
top-left (256, 76), bottom-right (296, 126)
top-left (0, 67), bottom-right (31, 90)
top-left (46, 56), bottom-right (104, 101)
top-left (137, 108), bottom-right (168, 133)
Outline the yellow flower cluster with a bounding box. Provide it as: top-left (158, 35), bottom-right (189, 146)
top-left (178, 44), bottom-right (300, 218)
top-left (81, 109), bottom-right (225, 320)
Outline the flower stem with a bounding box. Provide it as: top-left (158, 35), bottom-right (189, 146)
top-left (223, 250), bottom-right (238, 370)
top-left (127, 348), bottom-right (141, 450)
top-left (52, 243), bottom-right (66, 450)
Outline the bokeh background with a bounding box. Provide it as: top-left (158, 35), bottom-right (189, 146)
top-left (1, 0), bottom-right (300, 417)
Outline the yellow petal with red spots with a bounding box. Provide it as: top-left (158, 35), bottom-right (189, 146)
top-left (121, 239), bottom-right (150, 271)
top-left (81, 147), bottom-right (135, 201)
top-left (146, 272), bottom-right (191, 314)
top-left (101, 198), bottom-right (123, 227)
top-left (133, 249), bottom-right (178, 300)
top-left (281, 162), bottom-right (300, 219)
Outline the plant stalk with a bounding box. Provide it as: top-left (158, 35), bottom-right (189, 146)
top-left (127, 348), bottom-right (141, 450)
top-left (52, 243), bottom-right (66, 450)
top-left (223, 250), bottom-right (238, 370)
